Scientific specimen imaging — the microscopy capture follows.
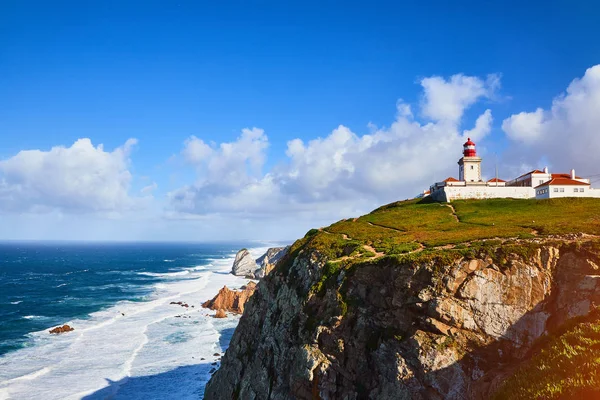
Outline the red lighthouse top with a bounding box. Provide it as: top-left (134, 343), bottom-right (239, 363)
top-left (463, 137), bottom-right (477, 157)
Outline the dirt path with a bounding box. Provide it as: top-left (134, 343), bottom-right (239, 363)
top-left (362, 244), bottom-right (385, 258)
top-left (443, 204), bottom-right (460, 223)
top-left (367, 221), bottom-right (405, 233)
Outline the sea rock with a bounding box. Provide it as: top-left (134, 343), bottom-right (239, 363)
top-left (214, 309), bottom-right (227, 318)
top-left (202, 282), bottom-right (257, 314)
top-left (49, 325), bottom-right (74, 334)
top-left (256, 246), bottom-right (289, 276)
top-left (231, 249), bottom-right (258, 277)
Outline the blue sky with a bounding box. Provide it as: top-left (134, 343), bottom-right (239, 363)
top-left (1, 1), bottom-right (600, 241)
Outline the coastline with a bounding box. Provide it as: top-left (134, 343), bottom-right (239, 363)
top-left (0, 245), bottom-right (269, 400)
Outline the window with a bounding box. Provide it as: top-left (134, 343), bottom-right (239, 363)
top-left (574, 188), bottom-right (579, 192)
top-left (554, 188), bottom-right (559, 192)
top-left (470, 166), bottom-right (474, 170)
top-left (539, 180), bottom-right (544, 185)
top-left (560, 188), bottom-right (565, 192)
top-left (581, 188), bottom-right (585, 193)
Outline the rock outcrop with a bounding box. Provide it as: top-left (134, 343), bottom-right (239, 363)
top-left (202, 282), bottom-right (257, 314)
top-left (231, 249), bottom-right (259, 277)
top-left (49, 325), bottom-right (74, 334)
top-left (204, 238), bottom-right (600, 400)
top-left (256, 246), bottom-right (289, 276)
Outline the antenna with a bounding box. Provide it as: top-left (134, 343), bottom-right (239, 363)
top-left (495, 152), bottom-right (498, 187)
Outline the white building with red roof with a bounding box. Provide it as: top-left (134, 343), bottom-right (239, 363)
top-left (427, 138), bottom-right (600, 202)
top-left (535, 175), bottom-right (592, 199)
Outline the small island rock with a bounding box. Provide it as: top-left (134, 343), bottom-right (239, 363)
top-left (49, 325), bottom-right (74, 334)
top-left (231, 249), bottom-right (258, 277)
top-left (202, 282), bottom-right (257, 314)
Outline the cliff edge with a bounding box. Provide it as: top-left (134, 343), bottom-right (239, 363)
top-left (205, 198), bottom-right (600, 399)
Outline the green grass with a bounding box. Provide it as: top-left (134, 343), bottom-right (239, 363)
top-left (275, 198), bottom-right (600, 278)
top-left (321, 198), bottom-right (600, 252)
top-left (493, 309), bottom-right (600, 400)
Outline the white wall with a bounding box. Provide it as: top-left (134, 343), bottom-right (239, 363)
top-left (431, 186), bottom-right (535, 202)
top-left (539, 185), bottom-right (599, 199)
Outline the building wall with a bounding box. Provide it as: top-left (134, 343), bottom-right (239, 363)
top-left (458, 157), bottom-right (482, 182)
top-left (536, 185), bottom-right (600, 199)
top-left (507, 172), bottom-right (552, 188)
top-left (431, 186), bottom-right (535, 202)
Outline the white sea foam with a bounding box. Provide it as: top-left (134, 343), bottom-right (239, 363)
top-left (137, 270), bottom-right (190, 278)
top-left (22, 315), bottom-right (43, 320)
top-left (0, 247), bottom-right (259, 400)
top-left (10, 301), bottom-right (23, 305)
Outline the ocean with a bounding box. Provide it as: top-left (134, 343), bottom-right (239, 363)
top-left (0, 241), bottom-right (272, 400)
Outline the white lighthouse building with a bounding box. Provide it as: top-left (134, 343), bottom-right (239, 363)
top-left (458, 138), bottom-right (482, 183)
top-left (428, 138), bottom-right (600, 202)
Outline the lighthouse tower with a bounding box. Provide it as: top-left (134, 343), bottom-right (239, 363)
top-left (458, 138), bottom-right (482, 182)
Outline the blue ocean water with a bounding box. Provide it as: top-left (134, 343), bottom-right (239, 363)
top-left (0, 242), bottom-right (246, 356)
top-left (0, 241), bottom-right (270, 399)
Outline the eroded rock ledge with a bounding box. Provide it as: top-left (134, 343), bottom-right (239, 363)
top-left (202, 282), bottom-right (257, 315)
top-left (204, 237), bottom-right (600, 400)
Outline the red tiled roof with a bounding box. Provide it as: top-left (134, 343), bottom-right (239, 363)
top-left (551, 173), bottom-right (584, 179)
top-left (443, 177), bottom-right (460, 182)
top-left (535, 177), bottom-right (591, 188)
top-left (487, 178), bottom-right (506, 183)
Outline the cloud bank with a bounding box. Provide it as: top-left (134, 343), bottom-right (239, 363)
top-left (0, 138), bottom-right (138, 213)
top-left (168, 73), bottom-right (497, 219)
top-left (502, 65), bottom-right (600, 174)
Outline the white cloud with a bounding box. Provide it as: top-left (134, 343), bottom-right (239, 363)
top-left (463, 109), bottom-right (493, 142)
top-left (420, 73), bottom-right (499, 123)
top-left (169, 73), bottom-right (497, 219)
top-left (502, 108), bottom-right (544, 144)
top-left (501, 65), bottom-right (600, 174)
top-left (0, 138), bottom-right (138, 213)
top-left (168, 128), bottom-right (272, 215)
top-left (182, 136), bottom-right (213, 164)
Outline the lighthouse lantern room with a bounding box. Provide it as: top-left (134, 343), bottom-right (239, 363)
top-left (458, 138), bottom-right (482, 182)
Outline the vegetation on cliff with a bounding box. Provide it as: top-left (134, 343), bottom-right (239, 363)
top-left (494, 308), bottom-right (600, 399)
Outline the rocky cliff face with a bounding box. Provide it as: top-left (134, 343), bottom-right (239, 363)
top-left (205, 237), bottom-right (600, 399)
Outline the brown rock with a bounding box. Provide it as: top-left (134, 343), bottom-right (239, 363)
top-left (49, 324), bottom-right (74, 334)
top-left (202, 282), bottom-right (257, 314)
top-left (214, 309), bottom-right (227, 318)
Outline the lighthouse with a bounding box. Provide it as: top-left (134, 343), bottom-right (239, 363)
top-left (458, 138), bottom-right (482, 182)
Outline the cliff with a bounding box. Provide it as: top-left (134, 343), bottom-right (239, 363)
top-left (204, 198), bottom-right (600, 399)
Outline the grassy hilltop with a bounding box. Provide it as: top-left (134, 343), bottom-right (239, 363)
top-left (289, 197), bottom-right (600, 267)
